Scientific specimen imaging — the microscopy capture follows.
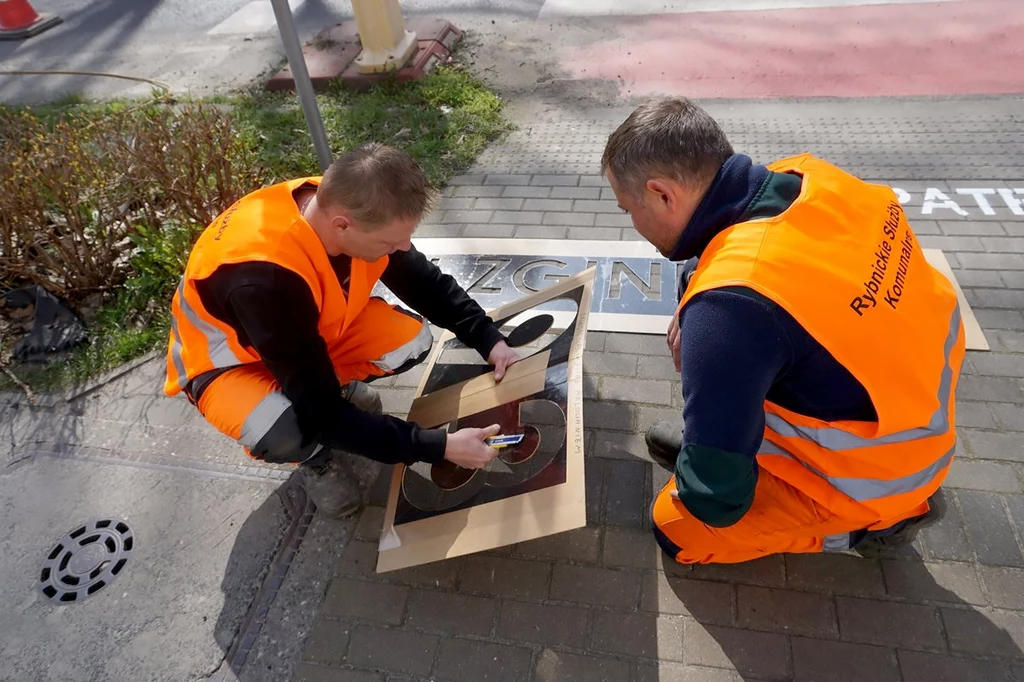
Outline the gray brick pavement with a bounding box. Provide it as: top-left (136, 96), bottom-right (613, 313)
top-left (300, 332), bottom-right (1024, 680)
top-left (8, 97), bottom-right (1022, 681)
top-left (898, 650), bottom-right (1020, 682)
top-left (791, 638), bottom-right (898, 682)
top-left (9, 292), bottom-right (1022, 681)
top-left (468, 99), bottom-right (1024, 181)
top-left (299, 144), bottom-right (1024, 676)
top-left (881, 560), bottom-right (986, 606)
top-left (685, 623), bottom-right (790, 678)
top-left (536, 649), bottom-right (632, 682)
top-left (784, 554), bottom-right (886, 598)
top-left (957, 491), bottom-right (1024, 566)
top-left (736, 586), bottom-right (837, 638)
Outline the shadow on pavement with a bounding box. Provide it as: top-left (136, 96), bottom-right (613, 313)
top-left (23, 339), bottom-right (1024, 680)
top-left (0, 0), bottom-right (162, 101)
top-left (660, 540), bottom-right (1024, 681)
top-left (208, 469), bottom-right (369, 682)
top-left (0, 0), bottom-right (159, 60)
top-left (208, 479), bottom-right (309, 682)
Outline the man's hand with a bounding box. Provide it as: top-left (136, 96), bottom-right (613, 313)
top-left (667, 315), bottom-right (682, 372)
top-left (444, 424), bottom-right (502, 469)
top-left (487, 340), bottom-right (520, 382)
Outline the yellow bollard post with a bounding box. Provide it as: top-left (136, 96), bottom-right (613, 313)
top-left (350, 0), bottom-right (418, 74)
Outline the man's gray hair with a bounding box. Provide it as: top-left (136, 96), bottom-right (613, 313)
top-left (601, 98), bottom-right (734, 200)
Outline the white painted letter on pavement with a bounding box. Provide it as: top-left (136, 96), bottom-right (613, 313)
top-left (997, 188), bottom-right (1024, 216)
top-left (956, 188), bottom-right (998, 216)
top-left (891, 188), bottom-right (912, 204)
top-left (921, 189), bottom-right (968, 217)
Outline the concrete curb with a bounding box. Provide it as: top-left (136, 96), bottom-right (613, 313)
top-left (0, 350), bottom-right (162, 409)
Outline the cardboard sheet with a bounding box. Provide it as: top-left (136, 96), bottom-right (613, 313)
top-left (376, 268), bottom-right (595, 572)
top-left (923, 248), bottom-right (990, 351)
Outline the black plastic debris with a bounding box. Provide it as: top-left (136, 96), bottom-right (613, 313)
top-left (3, 285), bottom-right (87, 361)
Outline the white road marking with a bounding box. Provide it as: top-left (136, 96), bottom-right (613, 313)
top-left (539, 0), bottom-right (960, 18)
top-left (207, 0), bottom-right (306, 35)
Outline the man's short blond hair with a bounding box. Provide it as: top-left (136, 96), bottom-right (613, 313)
top-left (318, 143), bottom-right (440, 227)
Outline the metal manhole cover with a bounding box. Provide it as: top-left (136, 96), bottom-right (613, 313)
top-left (39, 519), bottom-right (133, 603)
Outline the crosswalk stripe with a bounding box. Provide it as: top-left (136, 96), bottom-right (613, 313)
top-left (207, 0), bottom-right (306, 36)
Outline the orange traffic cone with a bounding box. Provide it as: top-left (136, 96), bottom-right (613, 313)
top-left (0, 0), bottom-right (61, 40)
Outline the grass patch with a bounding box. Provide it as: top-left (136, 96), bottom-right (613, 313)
top-left (232, 65), bottom-right (508, 185)
top-left (0, 65), bottom-right (511, 396)
top-left (7, 308), bottom-right (170, 395)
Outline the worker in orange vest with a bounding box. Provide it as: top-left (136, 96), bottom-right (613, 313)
top-left (164, 143), bottom-right (519, 519)
top-left (602, 98), bottom-right (965, 563)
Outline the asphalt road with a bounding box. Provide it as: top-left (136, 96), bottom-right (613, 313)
top-left (19, 0), bottom-right (951, 35)
top-left (0, 0), bottom-right (984, 103)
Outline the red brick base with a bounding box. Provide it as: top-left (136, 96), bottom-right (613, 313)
top-left (265, 17), bottom-right (462, 93)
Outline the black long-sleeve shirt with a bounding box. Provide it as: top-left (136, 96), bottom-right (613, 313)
top-left (192, 245), bottom-right (504, 466)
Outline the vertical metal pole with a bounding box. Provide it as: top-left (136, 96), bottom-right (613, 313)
top-left (270, 0), bottom-right (333, 172)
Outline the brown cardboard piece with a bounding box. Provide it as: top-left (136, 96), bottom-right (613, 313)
top-left (376, 267), bottom-right (595, 572)
top-left (922, 248), bottom-right (989, 351)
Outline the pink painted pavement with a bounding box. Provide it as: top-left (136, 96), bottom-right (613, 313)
top-left (560, 0), bottom-right (1024, 99)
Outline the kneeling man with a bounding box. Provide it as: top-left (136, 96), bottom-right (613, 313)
top-left (164, 143), bottom-right (518, 518)
top-left (601, 98), bottom-right (965, 563)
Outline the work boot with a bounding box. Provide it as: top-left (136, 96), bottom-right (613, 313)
top-left (297, 453), bottom-right (364, 519)
top-left (342, 380), bottom-right (382, 415)
top-left (645, 421), bottom-right (683, 471)
top-left (339, 382), bottom-right (385, 490)
top-left (854, 489), bottom-right (947, 556)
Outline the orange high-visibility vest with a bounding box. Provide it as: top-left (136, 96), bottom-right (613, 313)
top-left (163, 177), bottom-right (390, 397)
top-left (678, 154), bottom-right (965, 532)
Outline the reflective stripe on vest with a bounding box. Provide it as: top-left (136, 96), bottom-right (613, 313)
top-left (171, 279), bottom-right (245, 373)
top-left (758, 438), bottom-right (955, 503)
top-left (823, 533), bottom-right (851, 552)
top-left (372, 321), bottom-right (433, 373)
top-left (765, 303), bottom-right (961, 451)
top-left (163, 178), bottom-right (391, 398)
top-left (239, 391), bottom-right (292, 449)
top-left (168, 313), bottom-right (189, 392)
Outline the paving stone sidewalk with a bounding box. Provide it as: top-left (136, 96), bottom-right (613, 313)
top-left (3, 97), bottom-right (1022, 681)
top-left (297, 98), bottom-right (1024, 682)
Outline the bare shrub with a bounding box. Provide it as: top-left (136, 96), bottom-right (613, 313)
top-left (0, 102), bottom-right (266, 309)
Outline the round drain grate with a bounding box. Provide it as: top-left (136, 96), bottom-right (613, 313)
top-left (39, 519), bottom-right (133, 603)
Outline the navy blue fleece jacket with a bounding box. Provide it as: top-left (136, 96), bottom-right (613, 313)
top-left (672, 155), bottom-right (878, 527)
